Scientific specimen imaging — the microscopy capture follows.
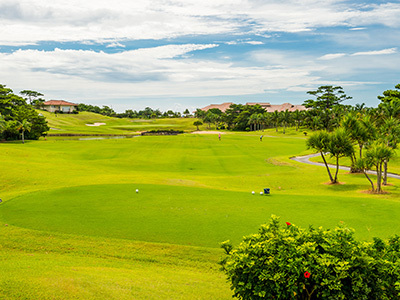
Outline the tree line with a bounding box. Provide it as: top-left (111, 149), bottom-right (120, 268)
top-left (194, 85), bottom-right (400, 133)
top-left (77, 104), bottom-right (192, 119)
top-left (0, 84), bottom-right (49, 142)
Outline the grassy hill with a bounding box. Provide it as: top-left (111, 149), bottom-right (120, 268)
top-left (1, 127), bottom-right (399, 299)
top-left (40, 110), bottom-right (201, 135)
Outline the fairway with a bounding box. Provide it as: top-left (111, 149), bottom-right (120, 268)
top-left (1, 131), bottom-right (400, 299)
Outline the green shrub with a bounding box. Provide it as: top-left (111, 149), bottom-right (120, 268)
top-left (220, 215), bottom-right (400, 300)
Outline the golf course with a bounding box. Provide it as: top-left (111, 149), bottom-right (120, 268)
top-left (1, 112), bottom-right (400, 299)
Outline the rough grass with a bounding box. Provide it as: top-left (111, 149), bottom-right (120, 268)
top-left (1, 126), bottom-right (400, 299)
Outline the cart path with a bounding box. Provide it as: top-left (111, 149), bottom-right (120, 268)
top-left (290, 153), bottom-right (400, 180)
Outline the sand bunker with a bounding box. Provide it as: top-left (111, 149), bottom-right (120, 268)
top-left (86, 123), bottom-right (106, 127)
top-left (191, 131), bottom-right (226, 134)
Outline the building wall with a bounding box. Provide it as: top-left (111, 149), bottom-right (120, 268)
top-left (44, 105), bottom-right (76, 113)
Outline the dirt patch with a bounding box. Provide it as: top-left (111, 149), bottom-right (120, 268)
top-left (191, 131), bottom-right (226, 134)
top-left (322, 181), bottom-right (346, 185)
top-left (266, 158), bottom-right (292, 166)
top-left (359, 190), bottom-right (389, 194)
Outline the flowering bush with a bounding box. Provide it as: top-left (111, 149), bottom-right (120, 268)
top-left (220, 215), bottom-right (400, 300)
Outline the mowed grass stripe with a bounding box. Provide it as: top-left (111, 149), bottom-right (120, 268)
top-left (2, 183), bottom-right (400, 248)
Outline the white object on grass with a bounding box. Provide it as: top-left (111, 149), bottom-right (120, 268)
top-left (136, 189), bottom-right (139, 193)
top-left (252, 191), bottom-right (255, 195)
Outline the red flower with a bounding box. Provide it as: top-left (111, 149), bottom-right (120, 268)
top-left (304, 271), bottom-right (311, 278)
top-left (286, 222), bottom-right (291, 226)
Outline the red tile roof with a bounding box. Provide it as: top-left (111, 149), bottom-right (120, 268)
top-left (200, 102), bottom-right (233, 113)
top-left (200, 102), bottom-right (308, 113)
top-left (43, 100), bottom-right (78, 106)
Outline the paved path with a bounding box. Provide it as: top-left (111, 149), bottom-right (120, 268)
top-left (290, 153), bottom-right (400, 180)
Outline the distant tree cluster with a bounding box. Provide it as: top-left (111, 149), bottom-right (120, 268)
top-left (77, 104), bottom-right (192, 119)
top-left (0, 84), bottom-right (49, 142)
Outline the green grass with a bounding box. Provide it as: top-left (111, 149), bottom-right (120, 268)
top-left (40, 110), bottom-right (203, 135)
top-left (1, 127), bottom-right (400, 299)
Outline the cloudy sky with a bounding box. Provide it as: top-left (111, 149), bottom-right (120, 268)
top-left (0, 0), bottom-right (399, 112)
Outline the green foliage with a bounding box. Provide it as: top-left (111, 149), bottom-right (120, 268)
top-left (221, 216), bottom-right (400, 300)
top-left (0, 84), bottom-right (49, 140)
top-left (303, 85), bottom-right (352, 131)
top-left (193, 120), bottom-right (203, 130)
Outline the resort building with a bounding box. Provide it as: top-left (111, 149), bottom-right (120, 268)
top-left (43, 100), bottom-right (78, 113)
top-left (200, 102), bottom-right (307, 113)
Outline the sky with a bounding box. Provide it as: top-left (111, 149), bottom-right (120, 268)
top-left (0, 0), bottom-right (399, 113)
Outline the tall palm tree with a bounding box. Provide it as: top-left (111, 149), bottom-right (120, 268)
top-left (248, 113), bottom-right (258, 131)
top-left (17, 119), bottom-right (31, 144)
top-left (292, 110), bottom-right (303, 131)
top-left (271, 110), bottom-right (280, 132)
top-left (328, 128), bottom-right (355, 183)
top-left (280, 110), bottom-right (291, 134)
top-left (364, 143), bottom-right (395, 193)
top-left (379, 117), bottom-right (400, 185)
top-left (306, 131), bottom-right (334, 183)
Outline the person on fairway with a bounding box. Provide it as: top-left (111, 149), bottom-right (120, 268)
top-left (218, 133), bottom-right (221, 141)
top-left (260, 135), bottom-right (263, 141)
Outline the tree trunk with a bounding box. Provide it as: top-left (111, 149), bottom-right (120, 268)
top-left (321, 152), bottom-right (334, 183)
top-left (334, 156), bottom-right (339, 183)
top-left (363, 170), bottom-right (375, 192)
top-left (376, 164), bottom-right (382, 193)
top-left (21, 130), bottom-right (25, 144)
top-left (383, 160), bottom-right (388, 185)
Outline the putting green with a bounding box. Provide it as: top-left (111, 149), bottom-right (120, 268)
top-left (2, 183), bottom-right (400, 247)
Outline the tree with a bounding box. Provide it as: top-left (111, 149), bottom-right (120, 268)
top-left (203, 111), bottom-right (216, 129)
top-left (193, 120), bottom-right (202, 131)
top-left (17, 119), bottom-right (31, 144)
top-left (20, 90), bottom-right (44, 105)
top-left (327, 128), bottom-right (354, 183)
top-left (306, 131), bottom-right (334, 183)
top-left (376, 117), bottom-right (400, 185)
top-left (280, 109), bottom-right (291, 134)
top-left (304, 86), bottom-right (351, 130)
top-left (221, 216), bottom-right (400, 300)
top-left (363, 142), bottom-right (395, 193)
top-left (292, 109), bottom-right (303, 131)
top-left (183, 108), bottom-right (191, 117)
top-left (341, 113), bottom-right (376, 172)
top-left (271, 110), bottom-right (280, 132)
top-left (0, 84), bottom-right (49, 140)
top-left (377, 83), bottom-right (400, 104)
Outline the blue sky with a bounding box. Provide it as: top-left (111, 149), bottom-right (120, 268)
top-left (0, 0), bottom-right (399, 112)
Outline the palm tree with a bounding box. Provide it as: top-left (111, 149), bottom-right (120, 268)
top-left (292, 110), bottom-right (303, 131)
top-left (271, 111), bottom-right (280, 132)
top-left (280, 110), bottom-right (291, 134)
top-left (379, 117), bottom-right (400, 185)
top-left (364, 143), bottom-right (395, 193)
top-left (341, 113), bottom-right (376, 172)
top-left (328, 128), bottom-right (355, 183)
top-left (248, 113), bottom-right (258, 131)
top-left (306, 131), bottom-right (334, 183)
top-left (17, 119), bottom-right (31, 144)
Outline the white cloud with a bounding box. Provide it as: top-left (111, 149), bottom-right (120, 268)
top-left (0, 1), bottom-right (399, 44)
top-left (318, 53), bottom-right (347, 60)
top-left (106, 42), bottom-right (126, 48)
top-left (0, 45), bottom-right (322, 102)
top-left (352, 48), bottom-right (397, 56)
